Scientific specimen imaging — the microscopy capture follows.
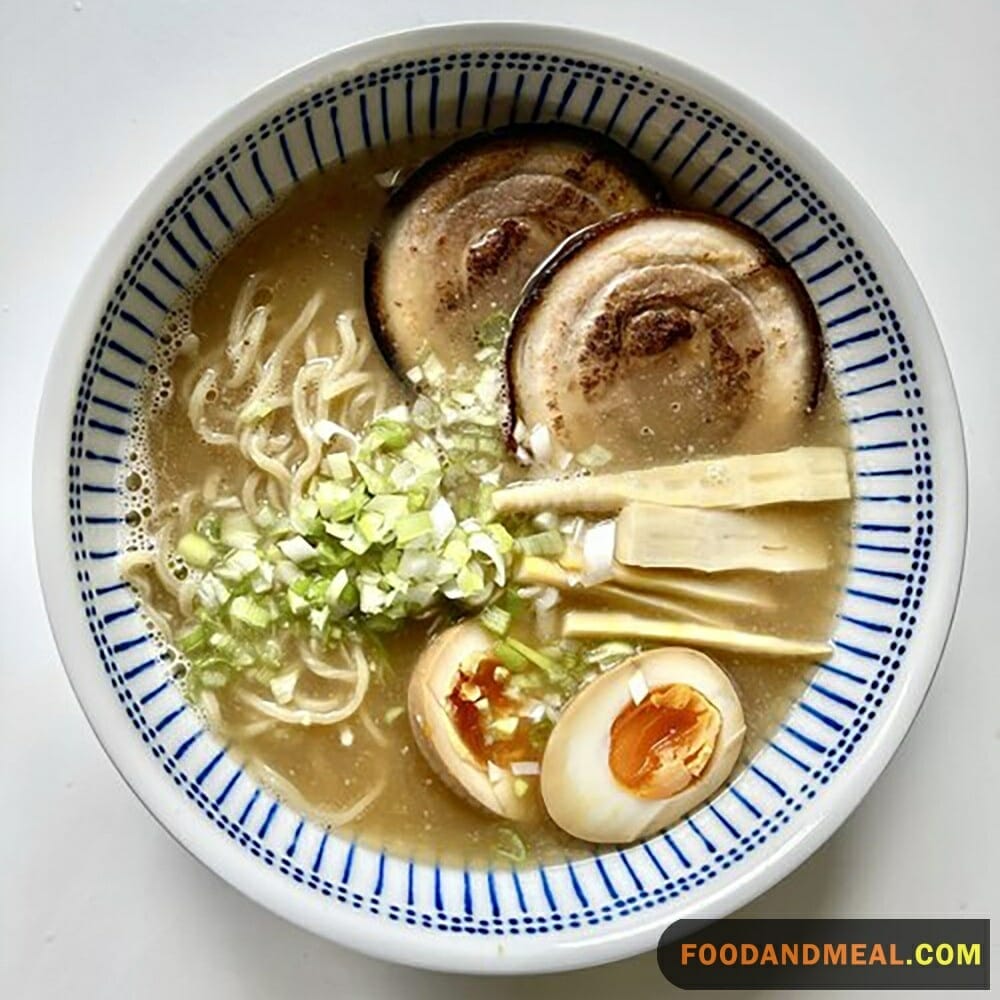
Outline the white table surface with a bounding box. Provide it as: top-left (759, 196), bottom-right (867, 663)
top-left (2, 2), bottom-right (997, 997)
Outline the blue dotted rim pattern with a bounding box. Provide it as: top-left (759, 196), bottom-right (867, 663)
top-left (66, 48), bottom-right (930, 935)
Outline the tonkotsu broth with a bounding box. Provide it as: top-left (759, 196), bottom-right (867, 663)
top-left (124, 139), bottom-right (852, 866)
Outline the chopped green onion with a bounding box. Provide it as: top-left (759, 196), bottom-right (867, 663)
top-left (421, 353), bottom-right (445, 385)
top-left (277, 536), bottom-right (318, 564)
top-left (199, 669), bottom-right (229, 690)
top-left (323, 520), bottom-right (353, 541)
top-left (287, 590), bottom-right (310, 614)
top-left (357, 510), bottom-right (386, 544)
top-left (325, 451), bottom-right (354, 481)
top-left (325, 568), bottom-right (350, 605)
top-left (480, 604), bottom-right (511, 636)
top-left (493, 639), bottom-right (530, 672)
top-left (504, 636), bottom-right (564, 679)
top-left (395, 510), bottom-right (433, 544)
top-left (214, 549), bottom-right (260, 582)
top-left (177, 624), bottom-right (208, 654)
top-left (309, 606), bottom-right (330, 633)
top-left (253, 504), bottom-right (278, 530)
top-left (487, 523), bottom-right (514, 554)
top-left (516, 530), bottom-right (565, 558)
top-left (365, 493), bottom-right (409, 522)
top-left (354, 461), bottom-right (392, 495)
top-left (496, 716), bottom-right (523, 739)
top-left (328, 484), bottom-right (368, 521)
top-left (196, 513), bottom-right (222, 544)
top-left (177, 532), bottom-right (217, 568)
top-left (476, 312), bottom-right (510, 348)
top-left (455, 563), bottom-right (485, 597)
top-left (314, 480), bottom-right (351, 516)
top-left (582, 640), bottom-right (639, 668)
top-left (341, 531), bottom-right (372, 556)
top-left (401, 440), bottom-right (439, 472)
top-left (576, 443), bottom-right (613, 469)
top-left (494, 826), bottom-right (528, 863)
top-left (359, 582), bottom-right (388, 614)
top-left (497, 588), bottom-right (528, 616)
top-left (220, 511), bottom-right (258, 550)
top-left (295, 498), bottom-right (320, 524)
top-left (196, 574), bottom-right (230, 609)
top-left (365, 418), bottom-right (411, 451)
top-left (229, 595), bottom-right (271, 629)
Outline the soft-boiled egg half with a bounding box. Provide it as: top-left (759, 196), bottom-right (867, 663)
top-left (407, 621), bottom-right (540, 823)
top-left (541, 647), bottom-right (746, 843)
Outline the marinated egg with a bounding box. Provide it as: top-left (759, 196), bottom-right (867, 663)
top-left (408, 621), bottom-right (541, 823)
top-left (540, 647), bottom-right (745, 842)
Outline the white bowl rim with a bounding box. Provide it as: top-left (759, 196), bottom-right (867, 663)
top-left (32, 20), bottom-right (968, 975)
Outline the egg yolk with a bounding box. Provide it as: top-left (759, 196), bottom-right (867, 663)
top-left (446, 656), bottom-right (535, 767)
top-left (608, 683), bottom-right (721, 799)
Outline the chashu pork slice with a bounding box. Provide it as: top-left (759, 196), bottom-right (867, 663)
top-left (365, 124), bottom-right (663, 375)
top-left (507, 209), bottom-right (826, 466)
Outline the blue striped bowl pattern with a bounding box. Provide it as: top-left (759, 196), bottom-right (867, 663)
top-left (44, 27), bottom-right (964, 973)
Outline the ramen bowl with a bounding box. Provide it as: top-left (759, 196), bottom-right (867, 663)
top-left (33, 23), bottom-right (966, 974)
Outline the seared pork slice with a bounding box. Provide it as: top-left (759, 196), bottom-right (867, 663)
top-left (507, 209), bottom-right (825, 465)
top-left (365, 125), bottom-right (664, 375)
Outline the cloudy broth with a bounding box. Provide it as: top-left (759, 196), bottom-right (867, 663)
top-left (125, 139), bottom-right (852, 866)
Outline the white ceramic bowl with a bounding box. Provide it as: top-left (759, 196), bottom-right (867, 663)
top-left (33, 23), bottom-right (966, 974)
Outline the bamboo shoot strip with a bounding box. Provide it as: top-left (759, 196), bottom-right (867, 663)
top-left (513, 557), bottom-right (727, 626)
top-left (492, 446), bottom-right (850, 515)
top-left (609, 563), bottom-right (775, 609)
top-left (514, 555), bottom-right (571, 588)
top-left (616, 504), bottom-right (830, 574)
top-left (561, 611), bottom-right (831, 658)
top-left (517, 555), bottom-right (772, 610)
top-left (597, 584), bottom-right (728, 627)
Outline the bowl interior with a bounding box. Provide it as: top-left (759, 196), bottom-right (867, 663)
top-left (43, 28), bottom-right (960, 972)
